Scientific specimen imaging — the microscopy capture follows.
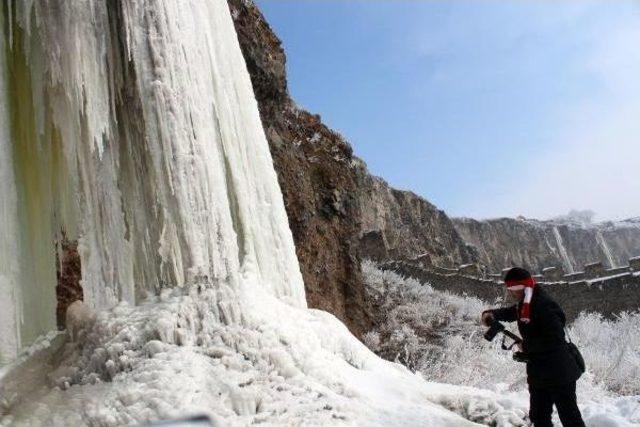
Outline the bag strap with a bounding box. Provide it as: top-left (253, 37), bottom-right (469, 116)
top-left (501, 335), bottom-right (519, 351)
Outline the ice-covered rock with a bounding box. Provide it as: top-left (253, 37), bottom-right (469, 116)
top-left (65, 301), bottom-right (96, 342)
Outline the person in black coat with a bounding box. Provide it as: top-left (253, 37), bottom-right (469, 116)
top-left (482, 267), bottom-right (585, 427)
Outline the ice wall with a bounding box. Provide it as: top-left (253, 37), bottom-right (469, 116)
top-left (1, 0), bottom-right (305, 362)
top-left (0, 8), bottom-right (22, 363)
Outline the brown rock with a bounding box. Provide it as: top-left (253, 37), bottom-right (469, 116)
top-left (55, 236), bottom-right (83, 330)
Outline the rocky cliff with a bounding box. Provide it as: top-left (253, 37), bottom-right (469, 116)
top-left (453, 216), bottom-right (640, 274)
top-left (356, 175), bottom-right (476, 265)
top-left (228, 0), bottom-right (640, 333)
top-left (228, 0), bottom-right (475, 336)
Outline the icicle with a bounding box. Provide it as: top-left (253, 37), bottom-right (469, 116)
top-left (596, 230), bottom-right (616, 269)
top-left (0, 7), bottom-right (21, 364)
top-left (7, 0), bottom-right (12, 50)
top-left (553, 226), bottom-right (574, 274)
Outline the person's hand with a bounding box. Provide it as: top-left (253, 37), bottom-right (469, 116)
top-left (481, 311), bottom-right (494, 326)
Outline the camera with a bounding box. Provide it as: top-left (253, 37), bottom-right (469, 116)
top-left (483, 318), bottom-right (505, 342)
top-left (483, 318), bottom-right (526, 363)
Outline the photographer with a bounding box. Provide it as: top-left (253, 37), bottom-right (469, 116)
top-left (481, 267), bottom-right (585, 427)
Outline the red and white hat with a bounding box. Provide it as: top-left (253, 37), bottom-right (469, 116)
top-left (504, 267), bottom-right (536, 323)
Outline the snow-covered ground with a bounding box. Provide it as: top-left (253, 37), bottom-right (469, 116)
top-left (1, 281), bottom-right (479, 427)
top-left (2, 268), bottom-right (639, 426)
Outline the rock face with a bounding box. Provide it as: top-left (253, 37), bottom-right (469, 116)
top-left (453, 216), bottom-right (640, 274)
top-left (228, 0), bottom-right (475, 336)
top-left (55, 238), bottom-right (82, 330)
top-left (356, 175), bottom-right (476, 265)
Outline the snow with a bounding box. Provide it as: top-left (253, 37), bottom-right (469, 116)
top-left (426, 382), bottom-right (640, 427)
top-left (1, 283), bottom-right (477, 426)
top-left (4, 290), bottom-right (638, 427)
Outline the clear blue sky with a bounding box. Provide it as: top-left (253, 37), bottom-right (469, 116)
top-left (256, 1), bottom-right (640, 221)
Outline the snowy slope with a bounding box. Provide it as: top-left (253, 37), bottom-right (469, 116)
top-left (1, 283), bottom-right (478, 426)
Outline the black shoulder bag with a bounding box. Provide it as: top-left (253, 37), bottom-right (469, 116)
top-left (565, 327), bottom-right (586, 375)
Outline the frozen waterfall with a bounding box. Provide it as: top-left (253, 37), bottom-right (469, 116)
top-left (552, 226), bottom-right (574, 274)
top-left (596, 231), bottom-right (616, 269)
top-left (0, 0), bottom-right (304, 364)
top-left (0, 7), bottom-right (23, 362)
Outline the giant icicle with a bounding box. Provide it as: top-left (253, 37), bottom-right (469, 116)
top-left (0, 5), bottom-right (22, 363)
top-left (0, 0), bottom-right (304, 363)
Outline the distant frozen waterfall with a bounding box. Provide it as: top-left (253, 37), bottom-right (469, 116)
top-left (596, 231), bottom-right (616, 268)
top-left (0, 0), bottom-right (305, 363)
top-left (552, 226), bottom-right (574, 274)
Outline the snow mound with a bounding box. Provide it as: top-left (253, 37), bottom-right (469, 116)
top-left (1, 281), bottom-right (478, 426)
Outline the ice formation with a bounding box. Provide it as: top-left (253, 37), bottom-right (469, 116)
top-left (1, 283), bottom-right (478, 426)
top-left (0, 7), bottom-right (23, 362)
top-left (596, 231), bottom-right (617, 269)
top-left (1, 0), bottom-right (304, 362)
top-left (553, 226), bottom-right (575, 274)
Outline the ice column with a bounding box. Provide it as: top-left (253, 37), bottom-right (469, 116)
top-left (596, 231), bottom-right (616, 269)
top-left (553, 226), bottom-right (574, 274)
top-left (1, 0), bottom-right (305, 359)
top-left (0, 9), bottom-right (21, 363)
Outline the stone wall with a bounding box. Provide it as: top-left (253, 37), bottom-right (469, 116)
top-left (381, 260), bottom-right (503, 303)
top-left (382, 258), bottom-right (640, 321)
top-left (542, 273), bottom-right (640, 320)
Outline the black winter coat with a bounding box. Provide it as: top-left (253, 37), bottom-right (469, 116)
top-left (491, 287), bottom-right (582, 387)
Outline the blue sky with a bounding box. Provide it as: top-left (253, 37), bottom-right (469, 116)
top-left (256, 1), bottom-right (640, 221)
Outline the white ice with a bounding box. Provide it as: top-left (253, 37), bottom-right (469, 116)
top-left (2, 0), bottom-right (304, 360)
top-left (553, 226), bottom-right (575, 274)
top-left (0, 283), bottom-right (478, 426)
top-left (0, 7), bottom-right (21, 363)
